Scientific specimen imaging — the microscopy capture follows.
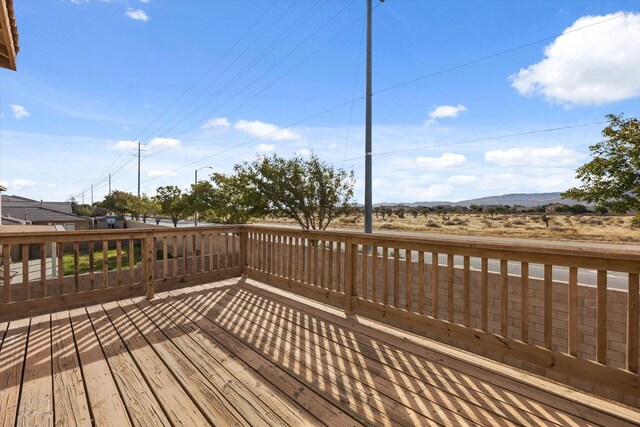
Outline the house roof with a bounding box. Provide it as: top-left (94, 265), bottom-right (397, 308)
top-left (1, 195), bottom-right (73, 215)
top-left (2, 205), bottom-right (90, 223)
top-left (0, 0), bottom-right (19, 70)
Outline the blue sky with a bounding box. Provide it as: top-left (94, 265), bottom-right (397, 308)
top-left (1, 0), bottom-right (639, 204)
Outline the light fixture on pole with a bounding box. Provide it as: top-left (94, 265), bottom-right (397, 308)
top-left (194, 166), bottom-right (213, 227)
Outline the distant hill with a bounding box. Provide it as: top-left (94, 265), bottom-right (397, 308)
top-left (378, 192), bottom-right (582, 208)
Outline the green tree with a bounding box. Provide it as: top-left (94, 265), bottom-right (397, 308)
top-left (154, 186), bottom-right (190, 227)
top-left (97, 190), bottom-right (135, 216)
top-left (236, 153), bottom-right (355, 230)
top-left (128, 194), bottom-right (157, 223)
top-left (194, 174), bottom-right (267, 224)
top-left (562, 114), bottom-right (640, 224)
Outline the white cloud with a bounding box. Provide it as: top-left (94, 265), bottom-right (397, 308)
top-left (110, 140), bottom-right (140, 151)
top-left (426, 104), bottom-right (467, 125)
top-left (415, 153), bottom-right (468, 169)
top-left (296, 149), bottom-right (312, 156)
top-left (446, 175), bottom-right (478, 185)
top-left (510, 12), bottom-right (640, 105)
top-left (234, 120), bottom-right (301, 141)
top-left (9, 104), bottom-right (30, 119)
top-left (126, 8), bottom-right (149, 22)
top-left (148, 170), bottom-right (177, 177)
top-left (140, 0), bottom-right (150, 3)
top-left (202, 117), bottom-right (230, 130)
top-left (256, 143), bottom-right (276, 152)
top-left (108, 137), bottom-right (181, 152)
top-left (148, 137), bottom-right (181, 150)
top-left (5, 179), bottom-right (56, 190)
top-left (484, 146), bottom-right (576, 167)
top-left (69, 0), bottom-right (89, 4)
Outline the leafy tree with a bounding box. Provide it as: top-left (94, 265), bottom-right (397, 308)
top-left (97, 190), bottom-right (135, 216)
top-left (128, 194), bottom-right (157, 223)
top-left (194, 174), bottom-right (267, 224)
top-left (568, 204), bottom-right (589, 215)
top-left (562, 114), bottom-right (640, 224)
top-left (236, 153), bottom-right (355, 230)
top-left (154, 186), bottom-right (190, 227)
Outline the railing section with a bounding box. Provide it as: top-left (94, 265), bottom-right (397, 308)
top-left (245, 228), bottom-right (348, 309)
top-left (0, 226), bottom-right (241, 319)
top-left (242, 226), bottom-right (640, 405)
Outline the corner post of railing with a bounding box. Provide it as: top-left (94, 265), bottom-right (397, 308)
top-left (240, 225), bottom-right (248, 277)
top-left (344, 236), bottom-right (357, 315)
top-left (144, 231), bottom-right (156, 299)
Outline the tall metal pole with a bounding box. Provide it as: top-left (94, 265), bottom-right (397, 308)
top-left (364, 0), bottom-right (373, 234)
top-left (194, 169), bottom-right (199, 227)
top-left (91, 185), bottom-right (93, 205)
top-left (137, 142), bottom-right (141, 197)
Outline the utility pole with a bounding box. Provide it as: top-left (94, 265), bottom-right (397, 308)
top-left (364, 0), bottom-right (373, 234)
top-left (108, 173), bottom-right (111, 194)
top-left (137, 142), bottom-right (141, 197)
top-left (91, 185), bottom-right (93, 205)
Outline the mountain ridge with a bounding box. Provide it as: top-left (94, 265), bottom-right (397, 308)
top-left (378, 192), bottom-right (580, 208)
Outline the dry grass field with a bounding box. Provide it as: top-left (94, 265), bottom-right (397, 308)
top-left (261, 213), bottom-right (640, 244)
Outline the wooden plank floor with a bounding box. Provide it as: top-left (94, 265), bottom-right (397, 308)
top-left (1, 278), bottom-right (639, 426)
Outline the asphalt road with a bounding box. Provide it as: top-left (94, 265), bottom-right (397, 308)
top-left (421, 253), bottom-right (628, 290)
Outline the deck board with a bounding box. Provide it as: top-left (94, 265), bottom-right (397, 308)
top-left (1, 277), bottom-right (639, 426)
top-left (0, 318), bottom-right (29, 427)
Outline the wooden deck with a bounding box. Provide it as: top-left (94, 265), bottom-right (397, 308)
top-left (1, 278), bottom-right (639, 427)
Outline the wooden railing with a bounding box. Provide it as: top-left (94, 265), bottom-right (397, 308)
top-left (1, 224), bottom-right (639, 404)
top-left (242, 225), bottom-right (640, 406)
top-left (0, 226), bottom-right (241, 320)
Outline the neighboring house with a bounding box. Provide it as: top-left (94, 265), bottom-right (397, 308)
top-left (0, 184), bottom-right (6, 223)
top-left (1, 195), bottom-right (91, 230)
top-left (0, 0), bottom-right (19, 70)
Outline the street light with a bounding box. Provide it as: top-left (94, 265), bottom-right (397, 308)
top-left (194, 166), bottom-right (213, 227)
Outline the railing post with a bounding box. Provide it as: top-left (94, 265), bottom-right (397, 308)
top-left (240, 228), bottom-right (248, 277)
top-left (344, 237), bottom-right (357, 314)
top-left (144, 232), bottom-right (156, 299)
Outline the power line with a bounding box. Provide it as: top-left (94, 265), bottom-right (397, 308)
top-left (336, 121), bottom-right (607, 164)
top-left (145, 0), bottom-right (357, 155)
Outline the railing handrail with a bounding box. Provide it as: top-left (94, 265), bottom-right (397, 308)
top-left (241, 224), bottom-right (640, 272)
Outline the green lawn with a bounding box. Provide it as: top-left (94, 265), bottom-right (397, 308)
top-left (63, 245), bottom-right (142, 276)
